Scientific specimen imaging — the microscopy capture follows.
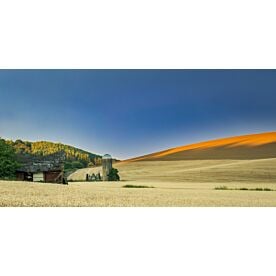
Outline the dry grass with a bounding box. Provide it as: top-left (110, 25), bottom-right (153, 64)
top-left (1, 158), bottom-right (276, 207)
top-left (70, 158), bottom-right (276, 184)
top-left (0, 180), bottom-right (275, 207)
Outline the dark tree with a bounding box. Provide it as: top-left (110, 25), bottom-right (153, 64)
top-left (107, 168), bottom-right (120, 181)
top-left (0, 139), bottom-right (19, 179)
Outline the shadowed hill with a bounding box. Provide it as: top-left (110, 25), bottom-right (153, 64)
top-left (127, 132), bottom-right (276, 161)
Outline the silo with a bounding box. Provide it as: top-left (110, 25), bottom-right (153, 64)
top-left (102, 154), bottom-right (112, 181)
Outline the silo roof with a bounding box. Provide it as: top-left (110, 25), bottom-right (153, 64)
top-left (102, 154), bottom-right (112, 159)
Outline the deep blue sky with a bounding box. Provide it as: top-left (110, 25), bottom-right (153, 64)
top-left (0, 70), bottom-right (276, 159)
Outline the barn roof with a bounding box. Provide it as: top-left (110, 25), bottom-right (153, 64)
top-left (16, 152), bottom-right (65, 173)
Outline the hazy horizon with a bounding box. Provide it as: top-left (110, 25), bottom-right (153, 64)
top-left (1, 70), bottom-right (276, 159)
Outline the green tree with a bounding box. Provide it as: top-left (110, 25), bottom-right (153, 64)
top-left (7, 139), bottom-right (102, 170)
top-left (0, 139), bottom-right (19, 179)
top-left (107, 168), bottom-right (120, 181)
top-left (71, 161), bottom-right (84, 169)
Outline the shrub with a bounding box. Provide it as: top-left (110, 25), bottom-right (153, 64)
top-left (215, 186), bottom-right (275, 192)
top-left (108, 168), bottom-right (120, 181)
top-left (214, 186), bottom-right (228, 190)
top-left (123, 185), bottom-right (154, 188)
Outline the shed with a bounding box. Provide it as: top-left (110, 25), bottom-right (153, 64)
top-left (16, 152), bottom-right (66, 184)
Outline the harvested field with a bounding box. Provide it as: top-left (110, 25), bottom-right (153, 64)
top-left (1, 158), bottom-right (276, 207)
top-left (70, 158), bottom-right (276, 184)
top-left (0, 180), bottom-right (275, 207)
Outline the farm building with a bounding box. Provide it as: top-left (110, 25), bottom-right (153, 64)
top-left (102, 154), bottom-right (113, 181)
top-left (82, 154), bottom-right (120, 182)
top-left (16, 153), bottom-right (66, 184)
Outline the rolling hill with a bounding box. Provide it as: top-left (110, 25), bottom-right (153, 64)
top-left (68, 132), bottom-right (276, 182)
top-left (127, 132), bottom-right (276, 161)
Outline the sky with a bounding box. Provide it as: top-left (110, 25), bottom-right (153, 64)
top-left (0, 69), bottom-right (276, 159)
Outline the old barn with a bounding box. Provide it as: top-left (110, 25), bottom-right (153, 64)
top-left (16, 153), bottom-right (66, 184)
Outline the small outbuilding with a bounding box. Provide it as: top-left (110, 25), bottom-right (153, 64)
top-left (16, 153), bottom-right (66, 184)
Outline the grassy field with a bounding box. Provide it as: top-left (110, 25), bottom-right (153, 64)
top-left (1, 158), bottom-right (276, 207)
top-left (0, 179), bottom-right (275, 207)
top-left (70, 158), bottom-right (276, 184)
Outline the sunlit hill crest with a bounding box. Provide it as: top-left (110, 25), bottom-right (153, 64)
top-left (127, 132), bottom-right (276, 161)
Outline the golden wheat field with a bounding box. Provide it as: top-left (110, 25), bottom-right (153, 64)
top-left (1, 158), bottom-right (275, 207)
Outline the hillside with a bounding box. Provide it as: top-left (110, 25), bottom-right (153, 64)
top-left (69, 132), bottom-right (276, 182)
top-left (127, 132), bottom-right (276, 161)
top-left (4, 139), bottom-right (102, 171)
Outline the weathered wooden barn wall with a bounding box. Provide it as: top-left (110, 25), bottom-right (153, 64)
top-left (16, 172), bottom-right (25, 181)
top-left (44, 171), bottom-right (63, 183)
top-left (16, 170), bottom-right (63, 183)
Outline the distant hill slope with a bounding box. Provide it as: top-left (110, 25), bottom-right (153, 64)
top-left (4, 139), bottom-right (102, 171)
top-left (128, 132), bottom-right (276, 161)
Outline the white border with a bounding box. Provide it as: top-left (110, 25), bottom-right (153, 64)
top-left (0, 1), bottom-right (276, 276)
top-left (0, 0), bottom-right (276, 69)
top-left (0, 208), bottom-right (275, 276)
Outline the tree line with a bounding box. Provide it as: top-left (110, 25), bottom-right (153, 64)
top-left (0, 138), bottom-right (103, 178)
top-left (0, 138), bottom-right (19, 179)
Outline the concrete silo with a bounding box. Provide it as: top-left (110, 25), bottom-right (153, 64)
top-left (102, 154), bottom-right (112, 181)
